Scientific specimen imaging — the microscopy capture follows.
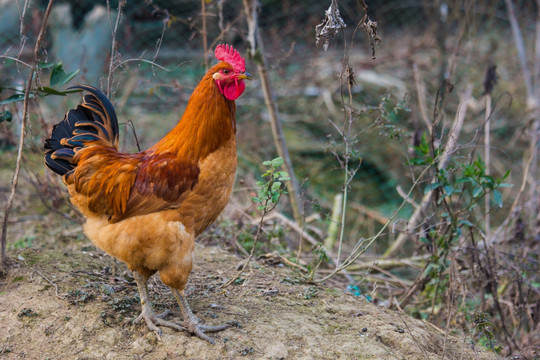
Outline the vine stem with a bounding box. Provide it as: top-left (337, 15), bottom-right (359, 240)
top-left (1, 0), bottom-right (55, 271)
top-left (221, 200), bottom-right (275, 288)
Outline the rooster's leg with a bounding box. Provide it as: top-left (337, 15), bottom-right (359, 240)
top-left (170, 288), bottom-right (232, 344)
top-left (132, 271), bottom-right (185, 338)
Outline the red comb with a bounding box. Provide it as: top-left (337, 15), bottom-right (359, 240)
top-left (214, 44), bottom-right (246, 72)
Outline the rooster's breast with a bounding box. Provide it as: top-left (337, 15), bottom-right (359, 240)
top-left (177, 136), bottom-right (237, 236)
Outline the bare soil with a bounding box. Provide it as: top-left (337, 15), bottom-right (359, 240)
top-left (0, 243), bottom-right (500, 360)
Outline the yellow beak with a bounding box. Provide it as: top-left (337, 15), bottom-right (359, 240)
top-left (237, 71), bottom-right (252, 80)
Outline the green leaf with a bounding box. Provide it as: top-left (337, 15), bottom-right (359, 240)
top-left (0, 110), bottom-right (12, 122)
top-left (271, 181), bottom-right (282, 192)
top-left (38, 86), bottom-right (68, 96)
top-left (0, 93), bottom-right (31, 105)
top-left (50, 63), bottom-right (79, 87)
top-left (472, 187), bottom-right (483, 198)
top-left (493, 190), bottom-right (503, 208)
top-left (270, 157), bottom-right (284, 167)
top-left (419, 236), bottom-right (431, 245)
top-left (38, 62), bottom-right (55, 69)
top-left (443, 185), bottom-right (454, 196)
top-left (424, 182), bottom-right (441, 194)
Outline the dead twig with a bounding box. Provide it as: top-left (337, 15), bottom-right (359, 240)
top-left (0, 55), bottom-right (31, 68)
top-left (200, 0), bottom-right (208, 71)
top-left (351, 203), bottom-right (390, 226)
top-left (106, 0), bottom-right (126, 97)
top-left (1, 0), bottom-right (55, 271)
top-left (30, 268), bottom-right (64, 300)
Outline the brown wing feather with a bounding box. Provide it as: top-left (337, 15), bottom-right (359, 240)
top-left (112, 151), bottom-right (200, 222)
top-left (70, 146), bottom-right (199, 223)
top-left (69, 146), bottom-right (141, 219)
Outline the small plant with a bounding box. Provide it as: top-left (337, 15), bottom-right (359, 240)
top-left (10, 236), bottom-right (35, 250)
top-left (17, 308), bottom-right (38, 318)
top-left (222, 157), bottom-right (289, 287)
top-left (252, 157), bottom-right (290, 211)
top-left (307, 243), bottom-right (329, 281)
top-left (108, 294), bottom-right (140, 315)
top-left (100, 294), bottom-right (141, 325)
top-left (67, 289), bottom-right (95, 305)
top-left (0, 62), bottom-right (80, 109)
top-left (470, 312), bottom-right (497, 350)
top-left (303, 287), bottom-right (319, 300)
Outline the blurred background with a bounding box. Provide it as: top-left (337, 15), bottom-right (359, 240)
top-left (1, 0), bottom-right (539, 356)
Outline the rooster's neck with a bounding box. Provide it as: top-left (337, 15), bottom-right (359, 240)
top-left (151, 73), bottom-right (236, 161)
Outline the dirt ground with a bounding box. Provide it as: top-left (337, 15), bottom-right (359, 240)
top-left (0, 243), bottom-right (501, 360)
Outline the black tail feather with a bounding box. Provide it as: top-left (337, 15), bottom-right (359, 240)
top-left (44, 85), bottom-right (119, 176)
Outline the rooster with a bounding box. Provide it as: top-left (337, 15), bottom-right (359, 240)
top-left (44, 45), bottom-right (251, 343)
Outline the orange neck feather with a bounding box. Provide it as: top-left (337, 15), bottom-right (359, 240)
top-left (150, 64), bottom-right (237, 161)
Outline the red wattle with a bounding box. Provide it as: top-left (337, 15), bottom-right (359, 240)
top-left (222, 80), bottom-right (245, 101)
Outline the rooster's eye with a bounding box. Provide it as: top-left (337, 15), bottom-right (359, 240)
top-left (222, 69), bottom-right (229, 74)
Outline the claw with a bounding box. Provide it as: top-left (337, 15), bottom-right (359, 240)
top-left (170, 287), bottom-right (233, 344)
top-left (131, 271), bottom-right (234, 344)
top-left (182, 321), bottom-right (232, 344)
top-left (134, 307), bottom-right (230, 344)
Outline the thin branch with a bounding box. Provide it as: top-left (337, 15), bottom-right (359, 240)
top-left (114, 57), bottom-right (172, 74)
top-left (255, 211), bottom-right (355, 283)
top-left (412, 63), bottom-right (432, 134)
top-left (221, 201), bottom-right (274, 288)
top-left (259, 212), bottom-right (319, 247)
top-left (316, 162), bottom-right (433, 283)
top-left (345, 255), bottom-right (426, 271)
top-left (491, 127), bottom-right (538, 243)
top-left (31, 269), bottom-right (64, 300)
top-left (1, 0), bottom-right (55, 271)
top-left (16, 0), bottom-right (30, 59)
top-left (208, 14), bottom-right (245, 51)
top-left (201, 0), bottom-right (209, 71)
top-left (396, 185), bottom-right (420, 209)
top-left (106, 0), bottom-right (126, 97)
top-left (124, 120), bottom-right (141, 152)
top-left (317, 81), bottom-right (474, 281)
top-left (242, 0), bottom-right (304, 225)
top-left (484, 94), bottom-right (492, 240)
top-left (383, 84), bottom-right (473, 258)
top-left (0, 55), bottom-right (32, 68)
top-left (505, 0), bottom-right (534, 106)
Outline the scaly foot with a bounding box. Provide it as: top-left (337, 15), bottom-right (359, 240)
top-left (132, 271), bottom-right (235, 344)
top-left (134, 303), bottom-right (232, 343)
top-left (134, 306), bottom-right (180, 339)
top-left (178, 315), bottom-right (232, 344)
top-left (170, 287), bottom-right (235, 344)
